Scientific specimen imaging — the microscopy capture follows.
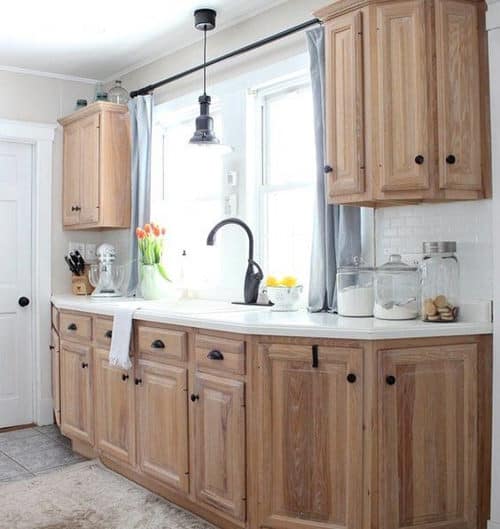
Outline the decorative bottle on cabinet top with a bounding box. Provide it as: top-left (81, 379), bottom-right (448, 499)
top-left (108, 80), bottom-right (129, 105)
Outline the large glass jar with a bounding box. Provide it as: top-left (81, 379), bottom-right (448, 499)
top-left (420, 241), bottom-right (460, 322)
top-left (336, 259), bottom-right (374, 317)
top-left (374, 254), bottom-right (419, 320)
top-left (107, 80), bottom-right (129, 105)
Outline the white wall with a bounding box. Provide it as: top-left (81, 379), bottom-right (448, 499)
top-left (0, 69), bottom-right (100, 294)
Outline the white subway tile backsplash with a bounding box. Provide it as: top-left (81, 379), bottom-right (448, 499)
top-left (375, 200), bottom-right (493, 303)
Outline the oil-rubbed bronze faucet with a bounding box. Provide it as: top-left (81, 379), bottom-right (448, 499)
top-left (206, 217), bottom-right (263, 304)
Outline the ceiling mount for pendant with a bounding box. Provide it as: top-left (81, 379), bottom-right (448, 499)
top-left (194, 8), bottom-right (216, 31)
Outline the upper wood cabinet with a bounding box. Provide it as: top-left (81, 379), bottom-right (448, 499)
top-left (58, 102), bottom-right (131, 229)
top-left (316, 0), bottom-right (490, 206)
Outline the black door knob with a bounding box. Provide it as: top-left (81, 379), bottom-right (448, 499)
top-left (18, 297), bottom-right (30, 307)
top-left (324, 165), bottom-right (333, 174)
top-left (190, 394), bottom-right (200, 402)
top-left (386, 375), bottom-right (396, 385)
top-left (81, 362), bottom-right (89, 369)
top-left (105, 330), bottom-right (113, 339)
top-left (122, 373), bottom-right (129, 381)
top-left (346, 373), bottom-right (357, 384)
top-left (414, 155), bottom-right (424, 165)
top-left (134, 378), bottom-right (142, 385)
top-left (446, 154), bottom-right (456, 164)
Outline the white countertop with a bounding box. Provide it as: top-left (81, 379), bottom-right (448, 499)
top-left (51, 295), bottom-right (492, 340)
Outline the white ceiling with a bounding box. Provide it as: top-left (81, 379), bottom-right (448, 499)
top-left (0, 0), bottom-right (285, 81)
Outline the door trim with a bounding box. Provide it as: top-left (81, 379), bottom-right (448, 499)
top-left (0, 119), bottom-right (55, 426)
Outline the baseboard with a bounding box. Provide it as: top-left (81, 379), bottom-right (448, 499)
top-left (488, 520), bottom-right (500, 529)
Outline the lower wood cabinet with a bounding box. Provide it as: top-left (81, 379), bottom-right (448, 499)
top-left (94, 348), bottom-right (136, 467)
top-left (60, 340), bottom-right (93, 445)
top-left (136, 359), bottom-right (189, 493)
top-left (192, 371), bottom-right (246, 522)
top-left (378, 344), bottom-right (479, 529)
top-left (256, 342), bottom-right (364, 529)
top-left (50, 327), bottom-right (61, 427)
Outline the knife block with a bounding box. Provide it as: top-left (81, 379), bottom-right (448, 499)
top-left (71, 265), bottom-right (94, 295)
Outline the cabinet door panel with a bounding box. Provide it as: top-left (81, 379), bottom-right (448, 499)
top-left (94, 348), bottom-right (135, 466)
top-left (62, 122), bottom-right (80, 226)
top-left (436, 0), bottom-right (482, 191)
top-left (325, 11), bottom-right (365, 198)
top-left (137, 360), bottom-right (189, 493)
top-left (258, 344), bottom-right (363, 529)
top-left (79, 113), bottom-right (100, 225)
top-left (376, 0), bottom-right (431, 192)
top-left (193, 372), bottom-right (246, 521)
top-left (379, 344), bottom-right (478, 529)
top-left (60, 341), bottom-right (93, 444)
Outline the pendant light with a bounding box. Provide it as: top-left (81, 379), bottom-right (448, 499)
top-left (188, 9), bottom-right (231, 154)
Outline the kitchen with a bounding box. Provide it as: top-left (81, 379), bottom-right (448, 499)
top-left (0, 1), bottom-right (498, 528)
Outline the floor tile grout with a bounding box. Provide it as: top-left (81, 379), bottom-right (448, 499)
top-left (0, 450), bottom-right (35, 475)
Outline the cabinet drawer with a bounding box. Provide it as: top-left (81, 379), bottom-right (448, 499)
top-left (137, 323), bottom-right (187, 361)
top-left (60, 312), bottom-right (92, 342)
top-left (95, 317), bottom-right (114, 348)
top-left (195, 334), bottom-right (245, 375)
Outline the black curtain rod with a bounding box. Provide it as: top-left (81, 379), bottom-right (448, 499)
top-left (130, 18), bottom-right (321, 98)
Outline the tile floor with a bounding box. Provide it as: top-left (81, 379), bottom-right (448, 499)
top-left (0, 425), bottom-right (86, 482)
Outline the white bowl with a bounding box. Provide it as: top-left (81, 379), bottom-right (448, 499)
top-left (266, 285), bottom-right (303, 312)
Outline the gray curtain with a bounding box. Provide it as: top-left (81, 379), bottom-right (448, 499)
top-left (127, 95), bottom-right (153, 296)
top-left (307, 27), bottom-right (362, 312)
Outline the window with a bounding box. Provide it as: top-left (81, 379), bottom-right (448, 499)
top-left (254, 79), bottom-right (316, 294)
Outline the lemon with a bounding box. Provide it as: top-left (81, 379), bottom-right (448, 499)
top-left (280, 275), bottom-right (298, 288)
top-left (265, 275), bottom-right (280, 287)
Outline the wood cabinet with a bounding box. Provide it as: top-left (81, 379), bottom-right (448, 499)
top-left (58, 102), bottom-right (131, 229)
top-left (316, 0), bottom-right (490, 206)
top-left (256, 342), bottom-right (364, 529)
top-left (136, 359), bottom-right (189, 493)
top-left (192, 372), bottom-right (246, 522)
top-left (50, 327), bottom-right (61, 427)
top-left (377, 343), bottom-right (479, 529)
top-left (94, 348), bottom-right (136, 467)
top-left (60, 340), bottom-right (93, 444)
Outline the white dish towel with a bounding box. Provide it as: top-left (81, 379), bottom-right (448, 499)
top-left (109, 304), bottom-right (142, 370)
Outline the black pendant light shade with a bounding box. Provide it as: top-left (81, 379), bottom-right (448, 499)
top-left (189, 9), bottom-right (231, 152)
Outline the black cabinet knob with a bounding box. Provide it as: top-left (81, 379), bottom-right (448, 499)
top-left (190, 394), bottom-right (200, 402)
top-left (446, 154), bottom-right (456, 164)
top-left (414, 155), bottom-right (424, 165)
top-left (151, 339), bottom-right (165, 349)
top-left (67, 323), bottom-right (77, 331)
top-left (105, 330), bottom-right (113, 339)
top-left (324, 165), bottom-right (333, 174)
top-left (134, 378), bottom-right (142, 385)
top-left (121, 373), bottom-right (129, 381)
top-left (207, 349), bottom-right (224, 360)
top-left (81, 362), bottom-right (89, 369)
top-left (386, 375), bottom-right (396, 385)
top-left (18, 296), bottom-right (30, 307)
top-left (346, 373), bottom-right (357, 384)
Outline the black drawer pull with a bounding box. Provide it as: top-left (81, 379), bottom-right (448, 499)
top-left (151, 339), bottom-right (165, 349)
top-left (347, 373), bottom-right (357, 384)
top-left (105, 330), bottom-right (113, 339)
top-left (67, 323), bottom-right (77, 331)
top-left (81, 362), bottom-right (89, 369)
top-left (446, 154), bottom-right (456, 164)
top-left (414, 155), bottom-right (424, 165)
top-left (190, 394), bottom-right (200, 402)
top-left (324, 165), bottom-right (333, 174)
top-left (122, 373), bottom-right (129, 381)
top-left (312, 345), bottom-right (319, 368)
top-left (386, 375), bottom-right (396, 385)
top-left (207, 349), bottom-right (224, 360)
top-left (135, 378), bottom-right (142, 385)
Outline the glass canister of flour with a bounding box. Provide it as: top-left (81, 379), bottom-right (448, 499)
top-left (374, 254), bottom-right (419, 320)
top-left (336, 258), bottom-right (374, 317)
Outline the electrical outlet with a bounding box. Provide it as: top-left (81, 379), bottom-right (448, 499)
top-left (224, 194), bottom-right (238, 216)
top-left (85, 243), bottom-right (97, 262)
top-left (68, 242), bottom-right (85, 256)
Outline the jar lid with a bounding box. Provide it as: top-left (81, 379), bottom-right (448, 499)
top-left (339, 256), bottom-right (374, 272)
top-left (378, 254), bottom-right (418, 272)
top-left (422, 241), bottom-right (456, 254)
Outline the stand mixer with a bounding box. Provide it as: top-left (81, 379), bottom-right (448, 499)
top-left (88, 243), bottom-right (124, 298)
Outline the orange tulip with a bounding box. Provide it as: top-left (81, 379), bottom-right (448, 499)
top-left (136, 227), bottom-right (146, 239)
top-left (144, 223), bottom-right (152, 234)
top-left (153, 226), bottom-right (161, 237)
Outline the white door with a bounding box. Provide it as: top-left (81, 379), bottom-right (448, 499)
top-left (0, 141), bottom-right (33, 428)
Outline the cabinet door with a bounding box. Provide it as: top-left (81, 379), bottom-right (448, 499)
top-left (94, 348), bottom-right (135, 466)
top-left (136, 359), bottom-right (189, 493)
top-left (79, 113), bottom-right (100, 225)
top-left (60, 341), bottom-right (93, 444)
top-left (192, 372), bottom-right (246, 521)
top-left (436, 0), bottom-right (482, 191)
top-left (379, 344), bottom-right (478, 529)
top-left (51, 328), bottom-right (61, 427)
top-left (376, 0), bottom-right (431, 192)
top-left (325, 11), bottom-right (365, 198)
top-left (62, 122), bottom-right (81, 226)
top-left (257, 344), bottom-right (363, 529)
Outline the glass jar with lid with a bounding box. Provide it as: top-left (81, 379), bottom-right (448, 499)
top-left (107, 80), bottom-right (129, 105)
top-left (336, 258), bottom-right (374, 317)
top-left (374, 254), bottom-right (419, 320)
top-left (420, 241), bottom-right (460, 322)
